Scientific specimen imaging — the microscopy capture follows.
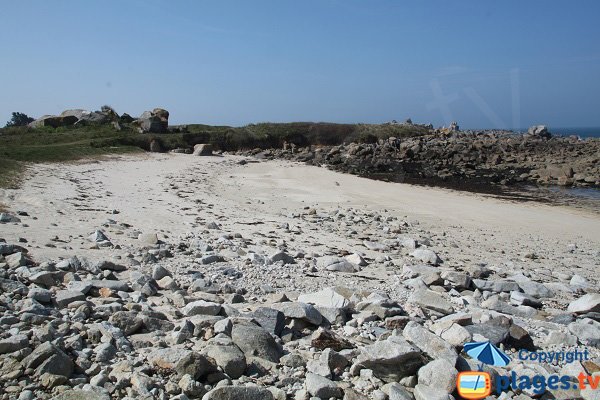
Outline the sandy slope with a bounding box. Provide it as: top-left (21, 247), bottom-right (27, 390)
top-left (1, 153), bottom-right (598, 265)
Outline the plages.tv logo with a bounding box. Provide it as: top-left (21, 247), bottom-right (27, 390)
top-left (456, 341), bottom-right (510, 400)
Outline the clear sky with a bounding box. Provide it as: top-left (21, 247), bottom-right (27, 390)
top-left (1, 0), bottom-right (599, 129)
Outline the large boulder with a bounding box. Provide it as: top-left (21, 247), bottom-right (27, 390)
top-left (231, 322), bottom-right (282, 363)
top-left (193, 144), bottom-right (213, 156)
top-left (352, 335), bottom-right (423, 382)
top-left (60, 109), bottom-right (112, 124)
top-left (28, 114), bottom-right (78, 128)
top-left (527, 125), bottom-right (551, 139)
top-left (136, 108), bottom-right (169, 133)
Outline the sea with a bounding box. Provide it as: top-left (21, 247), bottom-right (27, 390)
top-left (535, 126), bottom-right (600, 138)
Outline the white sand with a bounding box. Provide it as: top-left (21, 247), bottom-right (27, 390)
top-left (1, 153), bottom-right (598, 263)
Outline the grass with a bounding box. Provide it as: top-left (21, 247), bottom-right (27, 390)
top-left (0, 121), bottom-right (429, 189)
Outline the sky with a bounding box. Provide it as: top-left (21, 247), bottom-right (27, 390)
top-left (1, 1), bottom-right (599, 129)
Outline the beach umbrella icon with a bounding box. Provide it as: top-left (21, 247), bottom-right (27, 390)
top-left (464, 341), bottom-right (511, 367)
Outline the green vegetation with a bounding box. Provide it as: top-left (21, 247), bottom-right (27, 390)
top-left (4, 112), bottom-right (35, 128)
top-left (0, 121), bottom-right (429, 189)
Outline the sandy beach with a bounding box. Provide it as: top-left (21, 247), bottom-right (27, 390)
top-left (1, 153), bottom-right (599, 400)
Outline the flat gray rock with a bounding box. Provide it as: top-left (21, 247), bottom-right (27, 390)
top-left (297, 287), bottom-right (350, 309)
top-left (272, 302), bottom-right (323, 325)
top-left (408, 289), bottom-right (454, 316)
top-left (305, 372), bottom-right (343, 398)
top-left (353, 336), bottom-right (423, 382)
top-left (403, 322), bottom-right (457, 364)
top-left (182, 300), bottom-right (222, 316)
top-left (568, 293), bottom-right (600, 314)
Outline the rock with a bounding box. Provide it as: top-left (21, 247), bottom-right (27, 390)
top-left (403, 264), bottom-right (442, 286)
top-left (108, 311), bottom-right (143, 335)
top-left (89, 279), bottom-right (130, 292)
top-left (137, 108), bottom-right (169, 133)
top-left (5, 252), bottom-right (27, 268)
top-left (431, 322), bottom-right (472, 347)
top-left (408, 289), bottom-right (454, 316)
top-left (297, 287), bottom-right (351, 309)
top-left (179, 374), bottom-right (205, 397)
top-left (201, 254), bottom-right (225, 264)
top-left (527, 125), bottom-right (551, 138)
top-left (157, 275), bottom-right (178, 290)
top-left (202, 386), bottom-right (274, 400)
top-left (465, 321), bottom-right (509, 345)
top-left (311, 328), bottom-right (354, 351)
top-left (149, 139), bottom-right (162, 152)
top-left (346, 253), bottom-right (368, 266)
top-left (353, 336), bottom-right (423, 382)
top-left (183, 300), bottom-right (222, 316)
top-left (174, 352), bottom-right (216, 380)
top-left (28, 114), bottom-right (78, 128)
top-left (417, 359), bottom-right (457, 393)
top-left (403, 322), bottom-right (457, 363)
top-left (472, 279), bottom-right (519, 293)
top-left (363, 240), bottom-right (388, 251)
top-left (317, 256), bottom-right (359, 272)
top-left (413, 384), bottom-right (452, 400)
top-left (388, 384), bottom-right (414, 400)
top-left (148, 348), bottom-right (192, 370)
top-left (568, 320), bottom-right (600, 347)
top-left (518, 281), bottom-right (553, 298)
top-left (269, 251), bottom-right (296, 264)
top-left (510, 291), bottom-right (543, 308)
top-left (0, 212), bottom-right (21, 223)
top-left (55, 290), bottom-right (86, 308)
top-left (201, 345), bottom-right (246, 379)
top-left (568, 293), bottom-right (600, 314)
top-left (138, 232), bottom-right (159, 245)
top-left (0, 277), bottom-right (28, 293)
top-left (545, 331), bottom-right (578, 346)
top-left (193, 144), bottom-right (213, 156)
top-left (50, 390), bottom-right (109, 400)
top-left (410, 249), bottom-right (441, 265)
top-left (440, 270), bottom-right (471, 289)
top-left (95, 343), bottom-right (117, 362)
top-left (507, 324), bottom-right (535, 350)
top-left (231, 322), bottom-right (282, 363)
top-left (21, 341), bottom-right (74, 378)
top-left (305, 372), bottom-right (343, 398)
top-left (250, 307), bottom-right (285, 336)
top-left (88, 230), bottom-right (109, 243)
top-left (0, 334), bottom-right (29, 354)
top-left (272, 302), bottom-right (323, 325)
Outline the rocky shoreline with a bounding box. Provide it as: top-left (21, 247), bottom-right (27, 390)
top-left (0, 154), bottom-right (598, 400)
top-left (234, 127), bottom-right (600, 192)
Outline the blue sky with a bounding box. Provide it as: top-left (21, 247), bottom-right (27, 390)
top-left (1, 1), bottom-right (599, 129)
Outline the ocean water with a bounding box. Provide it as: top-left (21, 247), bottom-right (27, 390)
top-left (544, 127), bottom-right (600, 138)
